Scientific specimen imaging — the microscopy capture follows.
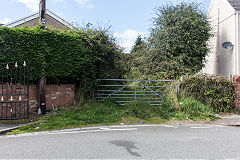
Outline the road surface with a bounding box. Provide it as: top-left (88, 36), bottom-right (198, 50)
top-left (0, 124), bottom-right (240, 159)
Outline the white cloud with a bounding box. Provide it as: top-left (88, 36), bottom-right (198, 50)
top-left (73, 0), bottom-right (95, 8)
top-left (120, 40), bottom-right (135, 53)
top-left (114, 29), bottom-right (147, 53)
top-left (0, 18), bottom-right (12, 24)
top-left (15, 0), bottom-right (39, 12)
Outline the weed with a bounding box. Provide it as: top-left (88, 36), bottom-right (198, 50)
top-left (178, 97), bottom-right (218, 121)
top-left (9, 97), bottom-right (218, 134)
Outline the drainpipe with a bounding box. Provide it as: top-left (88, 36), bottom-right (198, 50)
top-left (215, 8), bottom-right (220, 75)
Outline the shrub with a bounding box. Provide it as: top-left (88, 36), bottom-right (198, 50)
top-left (180, 74), bottom-right (235, 112)
top-left (0, 27), bottom-right (87, 82)
top-left (0, 26), bottom-right (125, 99)
top-left (0, 26), bottom-right (124, 83)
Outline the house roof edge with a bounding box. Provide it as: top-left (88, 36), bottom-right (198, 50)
top-left (2, 9), bottom-right (74, 29)
top-left (2, 12), bottom-right (38, 28)
top-left (224, 0), bottom-right (236, 13)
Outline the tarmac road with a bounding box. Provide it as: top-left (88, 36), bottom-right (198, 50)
top-left (0, 124), bottom-right (240, 159)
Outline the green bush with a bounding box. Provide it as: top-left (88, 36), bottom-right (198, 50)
top-left (0, 26), bottom-right (125, 99)
top-left (180, 74), bottom-right (235, 112)
top-left (0, 27), bottom-right (86, 82)
top-left (0, 26), bottom-right (124, 84)
top-left (123, 3), bottom-right (212, 80)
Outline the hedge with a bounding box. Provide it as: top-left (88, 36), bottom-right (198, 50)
top-left (0, 26), bottom-right (124, 84)
top-left (180, 74), bottom-right (235, 112)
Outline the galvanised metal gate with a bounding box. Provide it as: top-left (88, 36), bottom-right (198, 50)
top-left (0, 61), bottom-right (29, 120)
top-left (96, 79), bottom-right (178, 106)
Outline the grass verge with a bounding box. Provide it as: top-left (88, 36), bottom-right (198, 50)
top-left (9, 97), bottom-right (219, 135)
top-left (176, 97), bottom-right (218, 121)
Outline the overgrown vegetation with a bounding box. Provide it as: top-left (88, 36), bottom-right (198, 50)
top-left (124, 2), bottom-right (212, 80)
top-left (1, 2), bottom-right (236, 135)
top-left (10, 99), bottom-right (218, 134)
top-left (148, 3), bottom-right (211, 78)
top-left (180, 74), bottom-right (235, 112)
top-left (130, 35), bottom-right (146, 54)
top-left (178, 97), bottom-right (216, 121)
top-left (0, 26), bottom-right (125, 99)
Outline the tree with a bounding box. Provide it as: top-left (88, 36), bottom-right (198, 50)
top-left (122, 35), bottom-right (149, 79)
top-left (148, 2), bottom-right (212, 79)
top-left (131, 35), bottom-right (145, 53)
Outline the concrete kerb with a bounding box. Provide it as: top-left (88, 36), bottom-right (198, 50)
top-left (212, 114), bottom-right (240, 127)
top-left (0, 122), bottom-right (35, 135)
top-left (0, 126), bottom-right (21, 135)
top-left (1, 114), bottom-right (240, 135)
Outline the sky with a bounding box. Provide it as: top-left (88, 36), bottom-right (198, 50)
top-left (0, 0), bottom-right (211, 52)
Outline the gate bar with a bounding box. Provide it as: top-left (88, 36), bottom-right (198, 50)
top-left (96, 79), bottom-right (177, 106)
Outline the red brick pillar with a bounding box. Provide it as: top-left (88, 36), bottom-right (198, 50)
top-left (233, 75), bottom-right (240, 109)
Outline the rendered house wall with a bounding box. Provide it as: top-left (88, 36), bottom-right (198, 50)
top-left (203, 0), bottom-right (236, 79)
top-left (218, 12), bottom-right (235, 77)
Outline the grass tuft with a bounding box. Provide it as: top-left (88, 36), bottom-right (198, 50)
top-left (9, 97), bottom-right (219, 135)
top-left (177, 97), bottom-right (218, 121)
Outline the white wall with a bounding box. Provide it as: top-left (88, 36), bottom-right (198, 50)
top-left (203, 0), bottom-right (236, 79)
top-left (237, 13), bottom-right (240, 75)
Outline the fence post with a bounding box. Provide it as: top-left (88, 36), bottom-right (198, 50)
top-left (178, 76), bottom-right (184, 97)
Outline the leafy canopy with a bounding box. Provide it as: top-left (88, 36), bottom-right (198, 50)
top-left (148, 2), bottom-right (212, 79)
top-left (131, 35), bottom-right (145, 53)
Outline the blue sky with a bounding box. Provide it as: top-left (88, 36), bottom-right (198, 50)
top-left (0, 0), bottom-right (211, 52)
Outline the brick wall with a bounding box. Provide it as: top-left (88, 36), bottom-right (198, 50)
top-left (29, 84), bottom-right (75, 114)
top-left (29, 85), bottom-right (38, 113)
top-left (233, 75), bottom-right (240, 109)
top-left (0, 84), bottom-right (74, 117)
